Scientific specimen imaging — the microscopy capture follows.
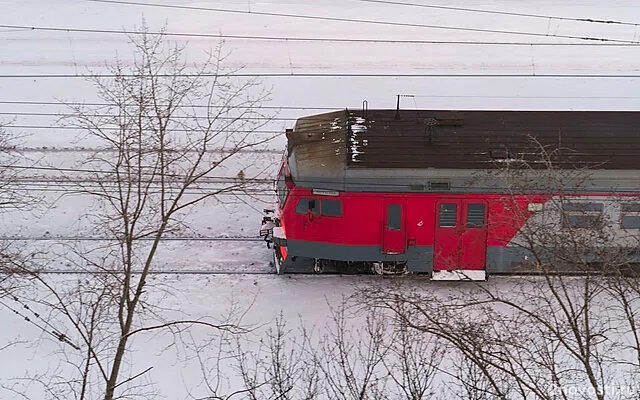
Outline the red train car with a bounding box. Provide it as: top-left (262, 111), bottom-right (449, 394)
top-left (261, 109), bottom-right (640, 279)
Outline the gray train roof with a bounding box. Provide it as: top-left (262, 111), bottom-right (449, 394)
top-left (286, 109), bottom-right (640, 192)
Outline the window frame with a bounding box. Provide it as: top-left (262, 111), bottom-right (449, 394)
top-left (276, 168), bottom-right (288, 207)
top-left (295, 198), bottom-right (319, 215)
top-left (438, 203), bottom-right (458, 228)
top-left (466, 203), bottom-right (486, 228)
top-left (321, 199), bottom-right (343, 218)
top-left (620, 203), bottom-right (640, 230)
top-left (387, 203), bottom-right (402, 231)
top-left (561, 202), bottom-right (604, 230)
top-left (295, 197), bottom-right (343, 218)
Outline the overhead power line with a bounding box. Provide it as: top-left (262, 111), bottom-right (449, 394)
top-left (4, 164), bottom-right (277, 179)
top-left (6, 124), bottom-right (282, 134)
top-left (1, 73), bottom-right (640, 78)
top-left (360, 0), bottom-right (640, 27)
top-left (0, 297), bottom-right (81, 350)
top-left (0, 100), bottom-right (338, 110)
top-left (0, 23), bottom-right (637, 46)
top-left (0, 96), bottom-right (639, 115)
top-left (0, 112), bottom-right (296, 121)
top-left (81, 0), bottom-right (639, 44)
top-left (7, 160), bottom-right (640, 194)
top-left (6, 175), bottom-right (640, 196)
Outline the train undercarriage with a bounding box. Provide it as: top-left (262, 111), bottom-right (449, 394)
top-left (272, 244), bottom-right (409, 275)
top-left (263, 213), bottom-right (412, 275)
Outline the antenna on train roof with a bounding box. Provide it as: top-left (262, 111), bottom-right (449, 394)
top-left (395, 94), bottom-right (415, 119)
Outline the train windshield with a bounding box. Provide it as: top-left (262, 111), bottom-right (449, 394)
top-left (277, 167), bottom-right (288, 207)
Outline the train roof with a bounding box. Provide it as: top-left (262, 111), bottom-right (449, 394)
top-left (285, 109), bottom-right (640, 192)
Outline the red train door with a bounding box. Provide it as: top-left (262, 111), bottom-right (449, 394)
top-left (382, 199), bottom-right (406, 254)
top-left (434, 200), bottom-right (488, 271)
top-left (460, 202), bottom-right (488, 270)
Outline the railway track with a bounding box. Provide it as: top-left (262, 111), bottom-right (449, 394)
top-left (1, 235), bottom-right (266, 242)
top-left (11, 147), bottom-right (283, 154)
top-left (8, 169), bottom-right (276, 195)
top-left (35, 267), bottom-right (276, 275)
top-left (3, 235), bottom-right (279, 275)
top-left (12, 176), bottom-right (274, 184)
top-left (8, 180), bottom-right (274, 195)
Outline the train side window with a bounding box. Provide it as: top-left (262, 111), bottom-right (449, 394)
top-left (387, 204), bottom-right (402, 230)
top-left (621, 203), bottom-right (640, 229)
top-left (562, 202), bottom-right (603, 229)
top-left (439, 203), bottom-right (457, 227)
top-left (321, 199), bottom-right (342, 217)
top-left (296, 198), bottom-right (319, 215)
top-left (466, 203), bottom-right (485, 228)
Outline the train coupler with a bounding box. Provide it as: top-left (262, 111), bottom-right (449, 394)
top-left (260, 216), bottom-right (275, 249)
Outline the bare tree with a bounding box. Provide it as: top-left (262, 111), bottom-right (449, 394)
top-left (0, 122), bottom-right (23, 213)
top-left (383, 316), bottom-right (445, 400)
top-left (0, 121), bottom-right (41, 297)
top-left (314, 303), bottom-right (392, 400)
top-left (8, 25), bottom-right (275, 400)
top-left (220, 300), bottom-right (444, 400)
top-left (227, 313), bottom-right (321, 400)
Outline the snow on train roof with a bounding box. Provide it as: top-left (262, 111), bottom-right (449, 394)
top-left (288, 108), bottom-right (640, 168)
top-left (285, 109), bottom-right (640, 192)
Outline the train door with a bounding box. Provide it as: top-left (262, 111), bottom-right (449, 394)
top-left (459, 202), bottom-right (488, 270)
top-left (434, 200), bottom-right (488, 271)
top-left (382, 199), bottom-right (406, 254)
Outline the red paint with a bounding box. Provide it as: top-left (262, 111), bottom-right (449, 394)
top-left (432, 199), bottom-right (488, 271)
top-left (459, 200), bottom-right (488, 271)
top-left (275, 170), bottom-right (593, 271)
top-left (433, 200), bottom-right (462, 270)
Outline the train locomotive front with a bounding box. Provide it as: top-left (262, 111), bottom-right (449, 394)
top-left (260, 108), bottom-right (640, 279)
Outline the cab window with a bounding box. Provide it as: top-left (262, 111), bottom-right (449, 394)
top-left (296, 198), bottom-right (319, 215)
top-left (277, 168), bottom-right (288, 207)
top-left (296, 198), bottom-right (343, 217)
top-left (321, 199), bottom-right (342, 217)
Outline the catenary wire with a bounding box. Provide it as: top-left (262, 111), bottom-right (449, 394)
top-left (10, 184), bottom-right (640, 195)
top-left (81, 0), bottom-right (640, 44)
top-left (9, 147), bottom-right (283, 154)
top-left (360, 0), bottom-right (640, 27)
top-left (0, 112), bottom-right (297, 121)
top-left (6, 165), bottom-right (640, 195)
top-left (2, 96), bottom-right (640, 115)
top-left (7, 174), bottom-right (640, 195)
top-left (7, 175), bottom-right (640, 195)
top-left (5, 125), bottom-right (283, 134)
top-left (0, 236), bottom-right (265, 241)
top-left (8, 162), bottom-right (640, 182)
top-left (2, 73), bottom-right (640, 78)
top-left (0, 298), bottom-right (80, 350)
top-left (0, 101), bottom-right (339, 110)
top-left (0, 24), bottom-right (638, 46)
top-left (2, 164), bottom-right (280, 180)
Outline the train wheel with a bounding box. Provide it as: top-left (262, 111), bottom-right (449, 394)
top-left (313, 259), bottom-right (324, 274)
top-left (372, 262), bottom-right (407, 275)
top-left (273, 245), bottom-right (284, 274)
top-left (373, 262), bottom-right (384, 275)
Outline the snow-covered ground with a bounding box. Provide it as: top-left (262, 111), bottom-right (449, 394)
top-left (1, 0), bottom-right (640, 398)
